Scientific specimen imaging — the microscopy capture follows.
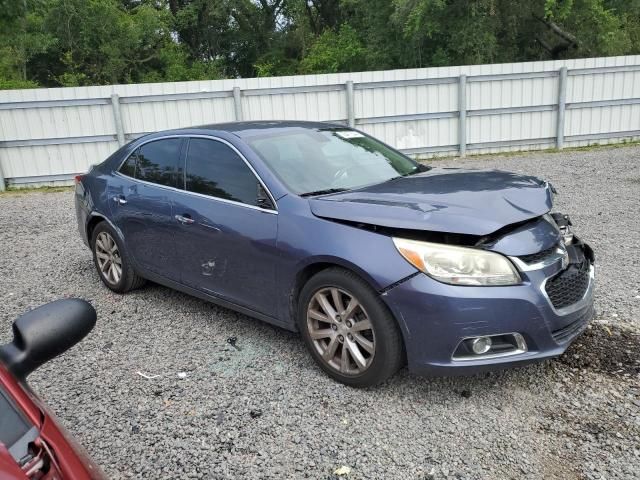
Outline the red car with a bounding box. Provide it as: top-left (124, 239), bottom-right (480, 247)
top-left (0, 299), bottom-right (105, 479)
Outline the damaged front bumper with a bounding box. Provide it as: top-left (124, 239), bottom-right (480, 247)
top-left (382, 229), bottom-right (595, 376)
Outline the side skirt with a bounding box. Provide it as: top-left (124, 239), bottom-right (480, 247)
top-left (139, 269), bottom-right (296, 332)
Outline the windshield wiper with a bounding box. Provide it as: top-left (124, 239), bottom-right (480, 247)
top-left (299, 188), bottom-right (349, 197)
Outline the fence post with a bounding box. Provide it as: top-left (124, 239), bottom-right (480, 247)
top-left (0, 162), bottom-right (5, 192)
top-left (458, 74), bottom-right (467, 157)
top-left (233, 87), bottom-right (243, 121)
top-left (556, 66), bottom-right (567, 149)
top-left (110, 94), bottom-right (125, 147)
top-left (346, 80), bottom-right (355, 127)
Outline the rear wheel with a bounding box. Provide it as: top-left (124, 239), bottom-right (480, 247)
top-left (91, 222), bottom-right (145, 293)
top-left (298, 268), bottom-right (404, 387)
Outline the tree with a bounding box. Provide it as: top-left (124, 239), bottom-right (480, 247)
top-left (170, 0), bottom-right (291, 78)
top-left (538, 0), bottom-right (634, 57)
top-left (304, 0), bottom-right (342, 34)
top-left (299, 24), bottom-right (367, 73)
top-left (39, 0), bottom-right (188, 85)
top-left (390, 0), bottom-right (639, 67)
top-left (0, 0), bottom-right (54, 88)
top-left (0, 0), bottom-right (638, 89)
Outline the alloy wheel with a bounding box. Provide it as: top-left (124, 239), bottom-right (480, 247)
top-left (95, 231), bottom-right (122, 285)
top-left (306, 287), bottom-right (375, 375)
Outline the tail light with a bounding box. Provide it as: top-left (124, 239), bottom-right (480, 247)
top-left (74, 174), bottom-right (84, 185)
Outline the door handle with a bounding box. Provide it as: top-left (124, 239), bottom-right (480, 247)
top-left (175, 214), bottom-right (194, 225)
top-left (112, 195), bottom-right (127, 205)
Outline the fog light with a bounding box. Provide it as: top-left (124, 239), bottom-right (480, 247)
top-left (471, 336), bottom-right (492, 354)
top-left (453, 333), bottom-right (528, 361)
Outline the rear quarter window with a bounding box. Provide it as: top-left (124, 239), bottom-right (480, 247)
top-left (118, 152), bottom-right (137, 177)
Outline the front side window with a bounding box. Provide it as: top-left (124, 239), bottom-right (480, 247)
top-left (185, 138), bottom-right (262, 207)
top-left (119, 138), bottom-right (182, 188)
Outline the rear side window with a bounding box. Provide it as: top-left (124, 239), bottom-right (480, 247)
top-left (119, 138), bottom-right (182, 187)
top-left (185, 138), bottom-right (260, 206)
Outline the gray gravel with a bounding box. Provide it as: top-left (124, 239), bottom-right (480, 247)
top-left (1, 144), bottom-right (639, 479)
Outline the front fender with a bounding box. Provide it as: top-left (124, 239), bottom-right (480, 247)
top-left (274, 195), bottom-right (418, 326)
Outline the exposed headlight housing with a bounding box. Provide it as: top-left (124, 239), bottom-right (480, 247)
top-left (392, 238), bottom-right (521, 286)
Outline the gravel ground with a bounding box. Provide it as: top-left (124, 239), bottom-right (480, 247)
top-left (1, 145), bottom-right (639, 479)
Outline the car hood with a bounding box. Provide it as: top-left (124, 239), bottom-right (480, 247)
top-left (308, 168), bottom-right (554, 236)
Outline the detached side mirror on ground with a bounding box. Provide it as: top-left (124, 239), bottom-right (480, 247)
top-left (0, 298), bottom-right (96, 379)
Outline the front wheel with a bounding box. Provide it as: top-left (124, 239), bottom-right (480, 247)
top-left (91, 222), bottom-right (146, 293)
top-left (298, 268), bottom-right (404, 387)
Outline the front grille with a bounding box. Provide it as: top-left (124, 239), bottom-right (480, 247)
top-left (519, 245), bottom-right (557, 264)
top-left (551, 305), bottom-right (593, 343)
top-left (545, 261), bottom-right (591, 310)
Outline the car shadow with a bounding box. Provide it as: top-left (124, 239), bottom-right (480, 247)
top-left (115, 279), bottom-right (562, 399)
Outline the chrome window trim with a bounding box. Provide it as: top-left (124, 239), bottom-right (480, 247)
top-left (540, 263), bottom-right (595, 316)
top-left (114, 134), bottom-right (278, 214)
top-left (113, 171), bottom-right (278, 215)
top-left (451, 332), bottom-right (528, 362)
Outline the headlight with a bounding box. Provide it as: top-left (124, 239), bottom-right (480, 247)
top-left (392, 238), bottom-right (521, 286)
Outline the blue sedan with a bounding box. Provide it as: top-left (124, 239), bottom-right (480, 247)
top-left (74, 121), bottom-right (595, 386)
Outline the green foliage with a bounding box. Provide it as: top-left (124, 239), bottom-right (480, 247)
top-left (0, 0), bottom-right (54, 87)
top-left (544, 0), bottom-right (575, 20)
top-left (0, 78), bottom-right (40, 90)
top-left (140, 44), bottom-right (223, 83)
top-left (390, 0), bottom-right (638, 65)
top-left (299, 24), bottom-right (367, 73)
top-left (42, 0), bottom-right (182, 85)
top-left (0, 0), bottom-right (638, 89)
top-left (557, 0), bottom-right (633, 56)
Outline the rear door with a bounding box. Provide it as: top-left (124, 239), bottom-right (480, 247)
top-left (172, 137), bottom-right (279, 317)
top-left (108, 137), bottom-right (184, 279)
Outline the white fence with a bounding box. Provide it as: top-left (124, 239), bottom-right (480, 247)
top-left (1, 55), bottom-right (639, 189)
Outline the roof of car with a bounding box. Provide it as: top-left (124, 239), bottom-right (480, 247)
top-left (170, 120), bottom-right (345, 139)
top-left (199, 120), bottom-right (345, 132)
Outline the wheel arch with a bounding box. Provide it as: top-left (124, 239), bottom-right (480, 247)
top-left (86, 213), bottom-right (124, 247)
top-left (86, 215), bottom-right (105, 246)
top-left (288, 256), bottom-right (399, 330)
top-left (290, 258), bottom-right (409, 369)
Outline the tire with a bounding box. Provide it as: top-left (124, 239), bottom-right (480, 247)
top-left (297, 267), bottom-right (404, 387)
top-left (91, 221), bottom-right (146, 293)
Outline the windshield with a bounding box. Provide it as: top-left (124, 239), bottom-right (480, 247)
top-left (247, 128), bottom-right (420, 195)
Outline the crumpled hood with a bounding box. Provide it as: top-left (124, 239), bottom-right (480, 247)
top-left (308, 168), bottom-right (554, 236)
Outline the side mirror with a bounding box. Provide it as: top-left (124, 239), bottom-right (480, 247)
top-left (0, 299), bottom-right (96, 380)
